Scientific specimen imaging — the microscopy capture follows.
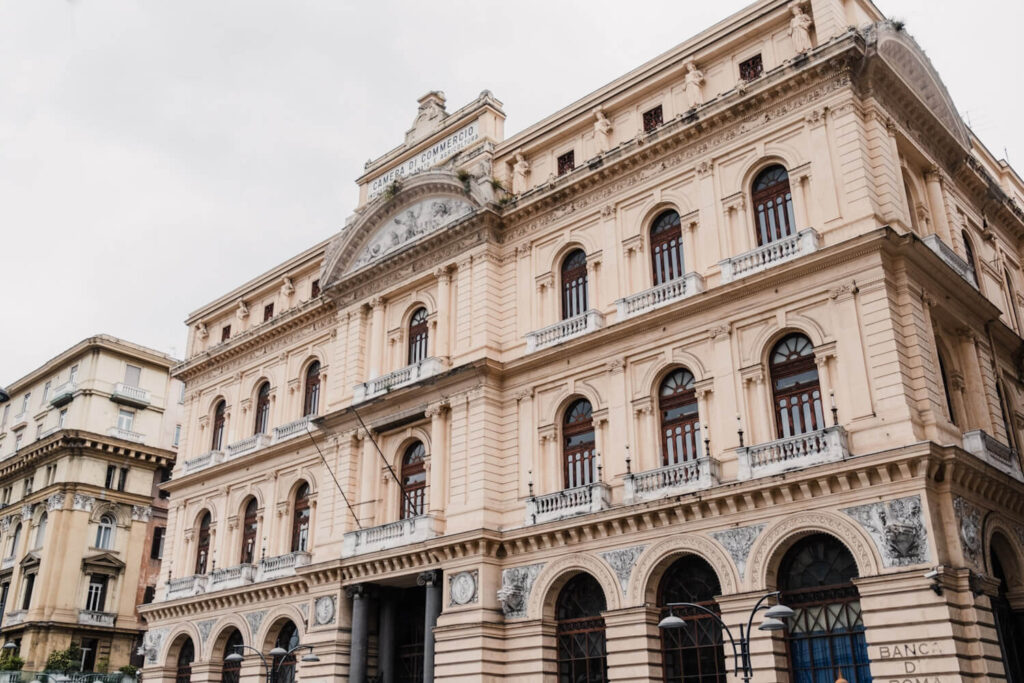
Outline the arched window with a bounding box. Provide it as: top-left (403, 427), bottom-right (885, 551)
top-left (780, 534), bottom-right (871, 683)
top-left (195, 512), bottom-right (211, 574)
top-left (658, 556), bottom-right (726, 683)
top-left (254, 382), bottom-right (271, 435)
top-left (400, 442), bottom-right (426, 519)
top-left (752, 165), bottom-right (796, 246)
top-left (211, 400), bottom-right (226, 451)
top-left (563, 399), bottom-right (596, 489)
top-left (408, 308), bottom-right (429, 365)
top-left (556, 573), bottom-right (608, 683)
top-left (271, 621), bottom-right (300, 683)
top-left (990, 544), bottom-right (1024, 681)
top-left (8, 524), bottom-right (21, 558)
top-left (96, 514), bottom-right (115, 550)
top-left (1004, 269), bottom-right (1021, 333)
top-left (937, 347), bottom-right (957, 426)
top-left (303, 362), bottom-right (321, 417)
top-left (176, 638), bottom-right (195, 683)
top-left (659, 369), bottom-right (701, 466)
top-left (561, 249), bottom-right (589, 320)
top-left (291, 484), bottom-right (310, 553)
top-left (770, 334), bottom-right (824, 438)
top-left (962, 231), bottom-right (978, 286)
top-left (651, 210), bottom-right (684, 286)
top-left (221, 630), bottom-right (244, 683)
top-left (34, 513), bottom-right (47, 550)
top-left (241, 498), bottom-right (258, 565)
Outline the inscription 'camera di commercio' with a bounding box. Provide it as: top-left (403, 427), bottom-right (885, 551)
top-left (368, 121), bottom-right (479, 198)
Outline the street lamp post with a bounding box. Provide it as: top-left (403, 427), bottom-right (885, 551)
top-left (658, 590), bottom-right (794, 683)
top-left (224, 643), bottom-right (319, 683)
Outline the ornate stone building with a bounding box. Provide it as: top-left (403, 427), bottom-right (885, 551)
top-left (140, 0), bottom-right (1024, 681)
top-left (0, 335), bottom-right (181, 671)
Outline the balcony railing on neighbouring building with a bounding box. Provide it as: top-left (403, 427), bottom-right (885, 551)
top-left (4, 610), bottom-right (25, 626)
top-left (623, 456), bottom-right (719, 504)
top-left (962, 430), bottom-right (1022, 481)
top-left (49, 381), bottom-right (76, 407)
top-left (353, 357), bottom-right (445, 403)
top-left (526, 310), bottom-right (605, 353)
top-left (227, 433), bottom-right (272, 458)
top-left (258, 551), bottom-right (311, 581)
top-left (209, 564), bottom-right (257, 591)
top-left (110, 382), bottom-right (151, 408)
top-left (165, 574), bottom-right (208, 601)
top-left (342, 515), bottom-right (437, 558)
top-left (719, 228), bottom-right (819, 283)
top-left (273, 416), bottom-right (316, 442)
top-left (107, 426), bottom-right (144, 443)
top-left (525, 482), bottom-right (611, 525)
top-left (78, 610), bottom-right (116, 627)
top-left (923, 234), bottom-right (979, 289)
top-left (616, 273), bottom-right (706, 321)
top-left (737, 425), bottom-right (849, 480)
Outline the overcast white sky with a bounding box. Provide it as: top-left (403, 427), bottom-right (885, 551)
top-left (1, 0), bottom-right (1021, 383)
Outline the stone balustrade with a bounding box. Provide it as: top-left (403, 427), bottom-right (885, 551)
top-left (183, 450), bottom-right (223, 473)
top-left (49, 381), bottom-right (76, 407)
top-left (962, 429), bottom-right (1022, 481)
top-left (737, 426), bottom-right (849, 480)
top-left (923, 234), bottom-right (978, 288)
top-left (353, 357), bottom-right (444, 403)
top-left (227, 433), bottom-right (272, 458)
top-left (616, 272), bottom-right (705, 321)
top-left (719, 228), bottom-right (819, 283)
top-left (342, 515), bottom-right (437, 558)
top-left (258, 551), bottom-right (311, 581)
top-left (110, 382), bottom-right (150, 407)
top-left (525, 482), bottom-right (611, 525)
top-left (165, 574), bottom-right (208, 601)
top-left (78, 610), bottom-right (116, 627)
top-left (273, 416), bottom-right (316, 442)
top-left (623, 456), bottom-right (719, 504)
top-left (107, 426), bottom-right (145, 443)
top-left (209, 563), bottom-right (257, 590)
top-left (525, 310), bottom-right (605, 353)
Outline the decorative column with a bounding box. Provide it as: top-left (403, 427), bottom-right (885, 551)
top-left (695, 382), bottom-right (713, 457)
top-left (379, 589), bottom-right (397, 683)
top-left (368, 297), bottom-right (386, 378)
top-left (924, 168), bottom-right (952, 243)
top-left (516, 389), bottom-right (535, 498)
top-left (632, 400), bottom-right (655, 473)
top-left (347, 585), bottom-right (371, 683)
top-left (418, 570), bottom-right (443, 683)
top-left (426, 401), bottom-right (450, 518)
top-left (793, 168), bottom-right (811, 229)
top-left (434, 267), bottom-right (452, 362)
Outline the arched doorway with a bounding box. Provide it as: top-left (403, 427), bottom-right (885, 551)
top-left (780, 534), bottom-right (871, 682)
top-left (990, 538), bottom-right (1024, 682)
top-left (556, 573), bottom-right (608, 682)
top-left (658, 556), bottom-right (725, 682)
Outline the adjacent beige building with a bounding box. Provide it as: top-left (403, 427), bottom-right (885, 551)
top-left (140, 0), bottom-right (1024, 681)
top-left (0, 335), bottom-right (181, 672)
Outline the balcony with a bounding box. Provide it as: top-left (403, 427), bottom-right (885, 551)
top-left (354, 357), bottom-right (444, 403)
top-left (623, 457), bottom-right (719, 504)
top-left (342, 515), bottom-right (438, 558)
top-left (226, 433), bottom-right (272, 458)
top-left (107, 426), bottom-right (144, 443)
top-left (526, 310), bottom-right (605, 353)
top-left (4, 610), bottom-right (25, 626)
top-left (209, 563), bottom-right (257, 591)
top-left (183, 450), bottom-right (223, 473)
top-left (9, 413), bottom-right (27, 432)
top-left (525, 482), bottom-right (611, 525)
top-left (257, 551), bottom-right (311, 581)
top-left (719, 228), bottom-right (819, 283)
top-left (962, 430), bottom-right (1022, 480)
top-left (49, 382), bottom-right (76, 407)
top-left (1, 556), bottom-right (13, 570)
top-left (616, 273), bottom-right (705, 321)
top-left (165, 574), bottom-right (208, 601)
top-left (923, 234), bottom-right (979, 289)
top-left (78, 610), bottom-right (116, 627)
top-left (737, 426), bottom-right (849, 480)
top-left (110, 383), bottom-right (150, 408)
top-left (273, 416), bottom-right (316, 442)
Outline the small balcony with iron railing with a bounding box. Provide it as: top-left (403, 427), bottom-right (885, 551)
top-left (165, 574), bottom-right (208, 601)
top-left (737, 425), bottom-right (850, 480)
top-left (923, 234), bottom-right (979, 289)
top-left (110, 383), bottom-right (150, 408)
top-left (257, 551), bottom-right (311, 581)
top-left (226, 433), bottom-right (272, 459)
top-left (78, 610), bottom-right (116, 627)
top-left (342, 515), bottom-right (438, 558)
top-left (183, 450), bottom-right (223, 474)
top-left (623, 456), bottom-right (720, 504)
top-left (353, 357), bottom-right (444, 403)
top-left (208, 564), bottom-right (257, 591)
top-left (962, 430), bottom-right (1022, 481)
top-left (49, 381), bottom-right (76, 407)
top-left (106, 426), bottom-right (144, 443)
top-left (526, 310), bottom-right (605, 353)
top-left (719, 228), bottom-right (819, 283)
top-left (525, 482), bottom-right (611, 526)
top-left (616, 273), bottom-right (705, 322)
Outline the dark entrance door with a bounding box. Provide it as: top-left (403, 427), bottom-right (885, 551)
top-left (395, 586), bottom-right (426, 683)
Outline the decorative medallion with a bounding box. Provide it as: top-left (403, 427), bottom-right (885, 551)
top-left (953, 496), bottom-right (982, 567)
top-left (843, 495), bottom-right (929, 567)
top-left (710, 524), bottom-right (764, 580)
top-left (197, 619), bottom-right (215, 644)
top-left (599, 546), bottom-right (645, 596)
top-left (497, 563), bottom-right (544, 618)
top-left (314, 596), bottom-right (336, 625)
top-left (449, 570), bottom-right (478, 606)
top-left (348, 197), bottom-right (474, 273)
top-left (72, 494), bottom-right (95, 512)
top-left (245, 610), bottom-right (267, 637)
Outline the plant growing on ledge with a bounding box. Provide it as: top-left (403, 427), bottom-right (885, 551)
top-left (456, 169), bottom-right (472, 192)
top-left (383, 180), bottom-right (402, 201)
top-left (119, 664), bottom-right (139, 681)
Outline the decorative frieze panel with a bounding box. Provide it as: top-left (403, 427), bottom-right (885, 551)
top-left (349, 197), bottom-right (474, 273)
top-left (497, 563), bottom-right (543, 618)
top-left (953, 496), bottom-right (982, 568)
top-left (132, 505), bottom-right (152, 522)
top-left (46, 494), bottom-right (65, 512)
top-left (197, 619), bottom-right (215, 644)
top-left (710, 524), bottom-right (764, 580)
top-left (141, 627), bottom-right (168, 664)
top-left (599, 546), bottom-right (645, 596)
top-left (245, 610), bottom-right (267, 637)
top-left (314, 596), bottom-right (336, 625)
top-left (843, 495), bottom-right (928, 567)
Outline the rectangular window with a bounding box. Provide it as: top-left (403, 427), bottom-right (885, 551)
top-left (117, 409), bottom-right (134, 432)
top-left (58, 409), bottom-right (68, 429)
top-left (642, 105), bottom-right (664, 132)
top-left (23, 477), bottom-right (32, 496)
top-left (0, 583), bottom-right (8, 627)
top-left (311, 279), bottom-right (321, 298)
top-left (117, 467), bottom-right (128, 492)
top-left (20, 394), bottom-right (30, 415)
top-left (142, 585), bottom-right (156, 605)
top-left (69, 364), bottom-right (79, 384)
top-left (45, 465), bottom-right (56, 486)
top-left (21, 574), bottom-right (35, 610)
top-left (1, 405), bottom-right (8, 429)
top-left (34, 423), bottom-right (43, 440)
top-left (105, 465), bottom-right (117, 490)
top-left (739, 54), bottom-right (764, 81)
top-left (557, 151), bottom-right (575, 176)
top-left (14, 433), bottom-right (23, 451)
top-left (151, 527), bottom-right (165, 560)
top-left (263, 303), bottom-right (274, 322)
top-left (85, 575), bottom-right (108, 612)
top-left (178, 382), bottom-right (186, 404)
top-left (173, 425), bottom-right (181, 448)
top-left (41, 382), bottom-right (51, 404)
top-left (124, 364), bottom-right (142, 387)
top-left (221, 325), bottom-right (231, 342)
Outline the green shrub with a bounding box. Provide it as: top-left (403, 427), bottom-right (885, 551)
top-left (0, 652), bottom-right (23, 671)
top-left (44, 644), bottom-right (82, 674)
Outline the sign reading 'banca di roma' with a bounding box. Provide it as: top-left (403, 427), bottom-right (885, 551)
top-left (367, 121), bottom-right (480, 199)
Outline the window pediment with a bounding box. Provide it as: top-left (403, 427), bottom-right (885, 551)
top-left (81, 551), bottom-right (125, 574)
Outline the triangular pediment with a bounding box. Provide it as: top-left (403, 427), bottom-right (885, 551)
top-left (19, 551), bottom-right (40, 569)
top-left (82, 551), bottom-right (126, 573)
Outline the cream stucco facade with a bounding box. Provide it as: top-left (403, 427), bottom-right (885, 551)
top-left (141, 1), bottom-right (1024, 681)
top-left (0, 335), bottom-right (182, 672)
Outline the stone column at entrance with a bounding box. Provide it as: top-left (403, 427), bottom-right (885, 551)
top-left (347, 584), bottom-right (372, 683)
top-left (419, 570), bottom-right (443, 683)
